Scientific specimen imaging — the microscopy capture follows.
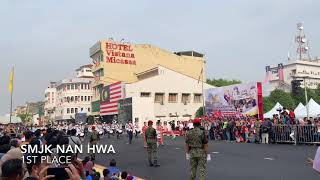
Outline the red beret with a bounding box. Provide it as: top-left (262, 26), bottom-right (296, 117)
top-left (148, 120), bottom-right (153, 124)
top-left (193, 118), bottom-right (201, 124)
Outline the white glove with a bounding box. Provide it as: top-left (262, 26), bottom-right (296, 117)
top-left (186, 153), bottom-right (190, 160)
top-left (207, 154), bottom-right (211, 161)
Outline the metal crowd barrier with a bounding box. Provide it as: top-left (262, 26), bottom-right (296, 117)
top-left (272, 125), bottom-right (320, 145)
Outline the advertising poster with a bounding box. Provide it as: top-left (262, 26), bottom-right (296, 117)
top-left (205, 82), bottom-right (262, 118)
top-left (118, 97), bottom-right (133, 124)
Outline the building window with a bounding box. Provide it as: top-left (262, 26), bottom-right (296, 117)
top-left (71, 108), bottom-right (74, 113)
top-left (75, 96), bottom-right (79, 102)
top-left (67, 97), bottom-right (70, 102)
top-left (81, 96), bottom-right (84, 101)
top-left (181, 93), bottom-right (191, 103)
top-left (140, 92), bottom-right (151, 97)
top-left (194, 94), bottom-right (202, 103)
top-left (71, 84), bottom-right (74, 90)
top-left (71, 96), bottom-right (74, 102)
top-left (168, 93), bottom-right (178, 103)
top-left (88, 96), bottom-right (91, 101)
top-left (88, 84), bottom-right (90, 89)
top-left (81, 84), bottom-right (84, 89)
top-left (67, 108), bottom-right (70, 114)
top-left (84, 96), bottom-right (87, 101)
top-left (155, 93), bottom-right (164, 103)
top-left (67, 85), bottom-right (70, 90)
top-left (81, 108), bottom-right (83, 111)
top-left (75, 108), bottom-right (78, 113)
top-left (88, 108), bottom-right (91, 112)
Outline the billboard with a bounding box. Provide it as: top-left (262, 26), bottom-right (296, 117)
top-left (205, 82), bottom-right (263, 118)
top-left (75, 113), bottom-right (87, 124)
top-left (118, 97), bottom-right (133, 124)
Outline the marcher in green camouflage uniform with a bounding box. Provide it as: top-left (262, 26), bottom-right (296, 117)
top-left (145, 120), bottom-right (160, 167)
top-left (186, 118), bottom-right (208, 180)
top-left (89, 126), bottom-right (100, 161)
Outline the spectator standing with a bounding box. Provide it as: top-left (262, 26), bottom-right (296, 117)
top-left (108, 159), bottom-right (121, 177)
top-left (261, 119), bottom-right (272, 144)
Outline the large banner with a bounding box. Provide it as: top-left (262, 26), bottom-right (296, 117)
top-left (118, 97), bottom-right (133, 125)
top-left (205, 82), bottom-right (263, 118)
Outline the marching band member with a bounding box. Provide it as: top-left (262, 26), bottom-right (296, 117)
top-left (156, 122), bottom-right (164, 146)
top-left (134, 121), bottom-right (140, 138)
top-left (126, 120), bottom-right (134, 144)
top-left (115, 121), bottom-right (123, 139)
top-left (106, 123), bottom-right (113, 138)
top-left (142, 122), bottom-right (148, 148)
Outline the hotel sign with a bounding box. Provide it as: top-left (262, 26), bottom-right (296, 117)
top-left (105, 42), bottom-right (136, 65)
top-left (89, 41), bottom-right (101, 56)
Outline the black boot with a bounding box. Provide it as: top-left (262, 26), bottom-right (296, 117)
top-left (149, 160), bottom-right (153, 167)
top-left (153, 160), bottom-right (160, 167)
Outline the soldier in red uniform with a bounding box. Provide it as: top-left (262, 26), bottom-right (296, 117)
top-left (156, 122), bottom-right (164, 146)
top-left (142, 122), bottom-right (148, 148)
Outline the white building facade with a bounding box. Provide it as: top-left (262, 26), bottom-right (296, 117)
top-left (45, 65), bottom-right (94, 121)
top-left (44, 82), bottom-right (57, 120)
top-left (125, 65), bottom-right (214, 128)
top-left (266, 58), bottom-right (320, 93)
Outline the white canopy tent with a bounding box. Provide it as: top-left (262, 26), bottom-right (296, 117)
top-left (294, 103), bottom-right (306, 118)
top-left (307, 98), bottom-right (320, 117)
top-left (264, 102), bottom-right (283, 119)
top-left (294, 98), bottom-right (320, 118)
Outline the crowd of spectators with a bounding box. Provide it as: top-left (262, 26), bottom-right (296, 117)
top-left (0, 125), bottom-right (135, 180)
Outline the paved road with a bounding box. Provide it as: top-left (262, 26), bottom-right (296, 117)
top-left (80, 134), bottom-right (319, 180)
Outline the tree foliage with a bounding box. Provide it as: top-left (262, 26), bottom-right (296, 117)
top-left (18, 114), bottom-right (32, 123)
top-left (206, 78), bottom-right (241, 87)
top-left (268, 89), bottom-right (295, 110)
top-left (195, 107), bottom-right (204, 117)
top-left (263, 96), bottom-right (274, 113)
top-left (291, 86), bottom-right (320, 106)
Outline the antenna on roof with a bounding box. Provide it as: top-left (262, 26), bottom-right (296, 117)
top-left (295, 22), bottom-right (311, 61)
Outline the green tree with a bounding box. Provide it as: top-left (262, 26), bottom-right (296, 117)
top-left (292, 88), bottom-right (320, 106)
top-left (18, 114), bottom-right (32, 123)
top-left (195, 107), bottom-right (204, 117)
top-left (206, 78), bottom-right (241, 87)
top-left (263, 96), bottom-right (274, 113)
top-left (269, 89), bottom-right (295, 109)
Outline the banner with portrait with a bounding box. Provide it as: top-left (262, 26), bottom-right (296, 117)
top-left (205, 82), bottom-right (263, 118)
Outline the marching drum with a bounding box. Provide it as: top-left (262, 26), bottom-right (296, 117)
top-left (116, 129), bottom-right (123, 134)
top-left (99, 131), bottom-right (103, 135)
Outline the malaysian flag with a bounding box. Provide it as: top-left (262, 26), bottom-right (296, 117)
top-left (100, 81), bottom-right (124, 116)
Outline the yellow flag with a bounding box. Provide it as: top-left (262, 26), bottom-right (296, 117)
top-left (9, 68), bottom-right (14, 94)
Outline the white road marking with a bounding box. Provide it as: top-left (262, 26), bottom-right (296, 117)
top-left (175, 147), bottom-right (180, 150)
top-left (264, 157), bottom-right (274, 160)
top-left (212, 152), bottom-right (220, 154)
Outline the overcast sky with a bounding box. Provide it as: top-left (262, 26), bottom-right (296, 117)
top-left (1, 0), bottom-right (320, 115)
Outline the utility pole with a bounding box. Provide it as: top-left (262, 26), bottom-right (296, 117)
top-left (303, 77), bottom-right (309, 120)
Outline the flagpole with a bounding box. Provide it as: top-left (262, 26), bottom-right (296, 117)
top-left (9, 67), bottom-right (14, 124)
